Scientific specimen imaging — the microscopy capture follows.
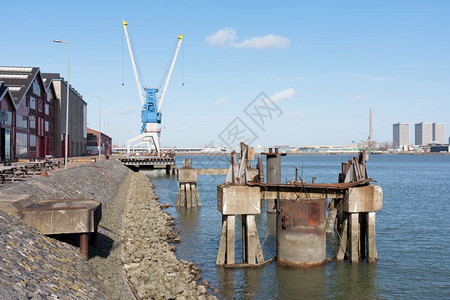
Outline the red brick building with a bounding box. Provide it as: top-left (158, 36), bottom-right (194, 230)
top-left (0, 82), bottom-right (15, 160)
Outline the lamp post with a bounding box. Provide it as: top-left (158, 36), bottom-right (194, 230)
top-left (93, 96), bottom-right (101, 161)
top-left (53, 39), bottom-right (70, 170)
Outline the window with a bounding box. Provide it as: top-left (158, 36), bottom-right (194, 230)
top-left (30, 134), bottom-right (36, 147)
top-left (45, 103), bottom-right (49, 115)
top-left (16, 132), bottom-right (28, 158)
top-left (45, 121), bottom-right (49, 132)
top-left (17, 116), bottom-right (28, 129)
top-left (0, 111), bottom-right (12, 126)
top-left (30, 117), bottom-right (36, 129)
top-left (32, 80), bottom-right (41, 97)
top-left (30, 96), bottom-right (36, 110)
top-left (38, 100), bottom-right (43, 113)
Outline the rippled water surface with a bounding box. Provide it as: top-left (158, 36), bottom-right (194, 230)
top-left (147, 154), bottom-right (450, 299)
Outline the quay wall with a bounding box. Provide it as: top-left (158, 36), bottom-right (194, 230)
top-left (0, 159), bottom-right (216, 299)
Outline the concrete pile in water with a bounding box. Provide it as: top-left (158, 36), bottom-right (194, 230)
top-left (122, 172), bottom-right (216, 300)
top-left (0, 210), bottom-right (107, 299)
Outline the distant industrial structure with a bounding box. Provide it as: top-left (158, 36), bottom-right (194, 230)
top-left (415, 122), bottom-right (433, 146)
top-left (432, 123), bottom-right (445, 144)
top-left (392, 122), bottom-right (447, 150)
top-left (415, 122), bottom-right (445, 146)
top-left (393, 123), bottom-right (410, 148)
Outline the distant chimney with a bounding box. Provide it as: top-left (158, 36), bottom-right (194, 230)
top-left (369, 108), bottom-right (373, 142)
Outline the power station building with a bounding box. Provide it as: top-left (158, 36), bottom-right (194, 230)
top-left (393, 123), bottom-right (409, 148)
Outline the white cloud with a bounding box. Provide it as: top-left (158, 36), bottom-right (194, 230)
top-left (214, 97), bottom-right (227, 106)
top-left (233, 34), bottom-right (290, 49)
top-left (206, 28), bottom-right (290, 50)
top-left (205, 28), bottom-right (237, 47)
top-left (269, 88), bottom-right (295, 103)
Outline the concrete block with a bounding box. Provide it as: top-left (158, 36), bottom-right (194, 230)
top-left (0, 194), bottom-right (34, 217)
top-left (21, 199), bottom-right (101, 234)
top-left (343, 185), bottom-right (382, 213)
top-left (217, 185), bottom-right (261, 215)
top-left (177, 168), bottom-right (197, 183)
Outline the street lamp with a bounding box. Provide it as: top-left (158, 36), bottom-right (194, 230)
top-left (53, 39), bottom-right (70, 170)
top-left (93, 96), bottom-right (101, 161)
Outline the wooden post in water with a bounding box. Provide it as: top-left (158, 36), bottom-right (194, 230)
top-left (336, 185), bottom-right (382, 263)
top-left (176, 159), bottom-right (201, 208)
top-left (216, 185), bottom-right (265, 266)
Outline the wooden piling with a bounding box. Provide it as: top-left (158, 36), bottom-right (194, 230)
top-left (186, 183), bottom-right (192, 208)
top-left (226, 215), bottom-right (235, 265)
top-left (336, 215), bottom-right (348, 261)
top-left (367, 212), bottom-right (378, 262)
top-left (349, 213), bottom-right (359, 263)
top-left (216, 216), bottom-right (227, 265)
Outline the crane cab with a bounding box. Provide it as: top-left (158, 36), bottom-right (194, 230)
top-left (141, 88), bottom-right (162, 127)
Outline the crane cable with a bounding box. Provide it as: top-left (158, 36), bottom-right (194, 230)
top-left (129, 32), bottom-right (147, 90)
top-left (181, 41), bottom-right (185, 87)
top-left (121, 26), bottom-right (124, 86)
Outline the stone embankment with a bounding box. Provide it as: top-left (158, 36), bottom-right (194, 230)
top-left (0, 209), bottom-right (108, 299)
top-left (0, 159), bottom-right (216, 299)
top-left (122, 172), bottom-right (215, 299)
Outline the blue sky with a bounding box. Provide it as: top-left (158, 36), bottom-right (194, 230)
top-left (2, 1), bottom-right (450, 147)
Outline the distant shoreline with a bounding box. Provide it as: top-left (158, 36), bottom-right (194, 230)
top-left (175, 151), bottom-right (450, 156)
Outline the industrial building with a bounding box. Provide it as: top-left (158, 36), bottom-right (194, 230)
top-left (0, 66), bottom-right (88, 162)
top-left (42, 73), bottom-right (87, 157)
top-left (393, 123), bottom-right (409, 148)
top-left (86, 128), bottom-right (111, 156)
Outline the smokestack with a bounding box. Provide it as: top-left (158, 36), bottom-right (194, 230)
top-left (369, 108), bottom-right (373, 142)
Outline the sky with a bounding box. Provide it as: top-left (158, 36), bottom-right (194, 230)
top-left (2, 0), bottom-right (450, 147)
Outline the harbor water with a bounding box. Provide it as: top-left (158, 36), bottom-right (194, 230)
top-left (148, 154), bottom-right (450, 299)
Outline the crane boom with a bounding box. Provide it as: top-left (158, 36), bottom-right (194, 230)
top-left (122, 20), bottom-right (145, 107)
top-left (157, 34), bottom-right (183, 113)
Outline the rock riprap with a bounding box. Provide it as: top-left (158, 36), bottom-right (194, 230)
top-left (122, 172), bottom-right (216, 300)
top-left (0, 210), bottom-right (107, 299)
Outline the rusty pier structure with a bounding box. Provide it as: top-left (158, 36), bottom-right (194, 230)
top-left (211, 143), bottom-right (382, 268)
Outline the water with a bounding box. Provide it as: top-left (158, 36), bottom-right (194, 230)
top-left (147, 154), bottom-right (450, 299)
